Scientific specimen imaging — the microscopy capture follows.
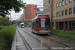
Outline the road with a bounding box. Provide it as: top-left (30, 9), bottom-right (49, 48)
top-left (16, 26), bottom-right (75, 50)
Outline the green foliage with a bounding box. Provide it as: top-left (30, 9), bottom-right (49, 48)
top-left (0, 26), bottom-right (7, 29)
top-left (51, 29), bottom-right (75, 39)
top-left (0, 0), bottom-right (25, 17)
top-left (11, 20), bottom-right (17, 24)
top-left (0, 17), bottom-right (10, 25)
top-left (0, 26), bottom-right (16, 50)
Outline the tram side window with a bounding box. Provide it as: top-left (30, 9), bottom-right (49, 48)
top-left (32, 22), bottom-right (36, 28)
top-left (34, 22), bottom-right (36, 27)
top-left (33, 20), bottom-right (37, 28)
top-left (36, 19), bottom-right (40, 27)
top-left (32, 23), bottom-right (34, 28)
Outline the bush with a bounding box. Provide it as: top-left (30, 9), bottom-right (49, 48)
top-left (0, 26), bottom-right (16, 50)
top-left (51, 29), bottom-right (75, 39)
top-left (0, 26), bottom-right (7, 30)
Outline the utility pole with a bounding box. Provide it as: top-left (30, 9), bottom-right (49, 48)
top-left (51, 0), bottom-right (53, 29)
top-left (23, 7), bottom-right (25, 23)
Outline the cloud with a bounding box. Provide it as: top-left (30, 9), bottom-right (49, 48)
top-left (11, 0), bottom-right (43, 20)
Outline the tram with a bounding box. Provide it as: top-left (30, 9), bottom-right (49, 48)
top-left (32, 15), bottom-right (51, 34)
top-left (19, 23), bottom-right (25, 28)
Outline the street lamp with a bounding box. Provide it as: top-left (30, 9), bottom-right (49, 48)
top-left (23, 7), bottom-right (25, 23)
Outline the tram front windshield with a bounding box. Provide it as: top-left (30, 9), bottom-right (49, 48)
top-left (21, 24), bottom-right (24, 26)
top-left (41, 19), bottom-right (50, 28)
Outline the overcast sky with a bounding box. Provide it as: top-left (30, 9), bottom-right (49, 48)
top-left (11, 0), bottom-right (43, 20)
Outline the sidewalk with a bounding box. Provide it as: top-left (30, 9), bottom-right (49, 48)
top-left (11, 30), bottom-right (27, 50)
top-left (11, 28), bottom-right (75, 50)
top-left (11, 35), bottom-right (16, 50)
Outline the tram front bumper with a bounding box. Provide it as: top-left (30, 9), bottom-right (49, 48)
top-left (38, 31), bottom-right (51, 34)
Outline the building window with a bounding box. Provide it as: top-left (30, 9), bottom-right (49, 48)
top-left (56, 12), bottom-right (58, 17)
top-left (44, 2), bottom-right (49, 7)
top-left (65, 9), bottom-right (67, 15)
top-left (62, 10), bottom-right (64, 16)
top-left (56, 3), bottom-right (58, 8)
top-left (59, 11), bottom-right (61, 16)
top-left (65, 0), bottom-right (68, 4)
top-left (69, 0), bottom-right (72, 3)
top-left (47, 7), bottom-right (50, 12)
top-left (69, 8), bottom-right (72, 14)
top-left (59, 2), bottom-right (61, 7)
top-left (73, 7), bottom-right (75, 14)
top-left (62, 0), bottom-right (64, 6)
top-left (49, 0), bottom-right (50, 4)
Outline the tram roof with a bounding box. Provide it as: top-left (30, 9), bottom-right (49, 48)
top-left (38, 15), bottom-right (49, 16)
top-left (32, 15), bottom-right (50, 20)
top-left (20, 23), bottom-right (24, 24)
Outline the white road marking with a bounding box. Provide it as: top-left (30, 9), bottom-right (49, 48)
top-left (32, 47), bottom-right (48, 50)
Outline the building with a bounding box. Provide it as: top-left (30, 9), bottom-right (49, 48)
top-left (43, 0), bottom-right (53, 28)
top-left (37, 7), bottom-right (43, 15)
top-left (43, 0), bottom-right (75, 31)
top-left (43, 0), bottom-right (50, 16)
top-left (24, 4), bottom-right (37, 25)
top-left (53, 0), bottom-right (75, 31)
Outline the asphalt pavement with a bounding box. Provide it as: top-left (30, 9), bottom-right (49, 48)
top-left (11, 27), bottom-right (75, 50)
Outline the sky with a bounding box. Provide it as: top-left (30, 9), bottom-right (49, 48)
top-left (11, 0), bottom-right (43, 20)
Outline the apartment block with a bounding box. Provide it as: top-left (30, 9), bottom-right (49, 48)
top-left (43, 0), bottom-right (50, 16)
top-left (37, 7), bottom-right (43, 15)
top-left (43, 0), bottom-right (75, 31)
top-left (43, 0), bottom-right (53, 29)
top-left (24, 4), bottom-right (37, 24)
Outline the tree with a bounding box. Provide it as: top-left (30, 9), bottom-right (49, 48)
top-left (0, 0), bottom-right (25, 17)
top-left (0, 16), bottom-right (10, 25)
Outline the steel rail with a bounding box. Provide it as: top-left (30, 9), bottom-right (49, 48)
top-left (23, 28), bottom-right (72, 47)
top-left (17, 28), bottom-right (32, 50)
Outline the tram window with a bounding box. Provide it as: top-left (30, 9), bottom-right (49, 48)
top-left (33, 20), bottom-right (37, 27)
top-left (40, 19), bottom-right (50, 27)
top-left (32, 23), bottom-right (34, 28)
top-left (36, 19), bottom-right (40, 27)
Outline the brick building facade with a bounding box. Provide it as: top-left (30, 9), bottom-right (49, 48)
top-left (25, 4), bottom-right (37, 24)
top-left (43, 0), bottom-right (75, 31)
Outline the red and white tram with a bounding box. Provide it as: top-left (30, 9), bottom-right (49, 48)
top-left (32, 15), bottom-right (51, 34)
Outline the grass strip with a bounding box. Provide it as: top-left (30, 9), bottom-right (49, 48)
top-left (51, 29), bottom-right (75, 39)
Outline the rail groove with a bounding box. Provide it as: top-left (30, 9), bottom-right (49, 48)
top-left (24, 28), bottom-right (73, 47)
top-left (17, 28), bottom-right (32, 50)
top-left (19, 27), bottom-right (75, 50)
top-left (20, 28), bottom-right (51, 50)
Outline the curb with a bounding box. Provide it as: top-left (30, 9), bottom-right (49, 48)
top-left (11, 35), bottom-right (16, 50)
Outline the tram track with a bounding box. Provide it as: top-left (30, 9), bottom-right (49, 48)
top-left (18, 27), bottom-right (50, 50)
top-left (18, 27), bottom-right (75, 50)
top-left (23, 28), bottom-right (73, 48)
top-left (21, 28), bottom-right (68, 50)
top-left (17, 28), bottom-right (32, 50)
